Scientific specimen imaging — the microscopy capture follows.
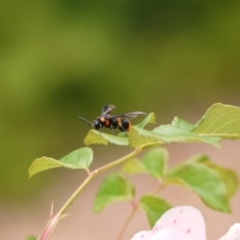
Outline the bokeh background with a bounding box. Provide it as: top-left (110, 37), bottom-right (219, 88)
top-left (1, 1), bottom-right (240, 239)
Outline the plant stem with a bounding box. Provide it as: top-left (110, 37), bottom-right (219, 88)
top-left (115, 200), bottom-right (138, 240)
top-left (57, 173), bottom-right (95, 215)
top-left (38, 148), bottom-right (142, 240)
top-left (95, 148), bottom-right (141, 174)
top-left (58, 148), bottom-right (141, 216)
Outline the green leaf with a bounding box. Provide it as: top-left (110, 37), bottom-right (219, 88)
top-left (139, 195), bottom-right (172, 227)
top-left (141, 148), bottom-right (168, 179)
top-left (189, 155), bottom-right (239, 199)
top-left (128, 127), bottom-right (165, 149)
top-left (122, 148), bottom-right (168, 179)
top-left (122, 158), bottom-right (147, 174)
top-left (171, 117), bottom-right (194, 130)
top-left (164, 177), bottom-right (189, 187)
top-left (93, 173), bottom-right (135, 213)
top-left (25, 236), bottom-right (37, 240)
top-left (28, 157), bottom-right (62, 178)
top-left (128, 126), bottom-right (220, 149)
top-left (28, 147), bottom-right (93, 178)
top-left (167, 162), bottom-right (230, 212)
top-left (192, 103), bottom-right (240, 139)
top-left (84, 129), bottom-right (109, 145)
top-left (136, 112), bottom-right (156, 129)
top-left (152, 125), bottom-right (221, 147)
top-left (84, 129), bottom-right (128, 146)
top-left (59, 147), bottom-right (93, 168)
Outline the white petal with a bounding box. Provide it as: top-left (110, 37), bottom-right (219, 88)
top-left (219, 223), bottom-right (240, 240)
top-left (149, 228), bottom-right (187, 240)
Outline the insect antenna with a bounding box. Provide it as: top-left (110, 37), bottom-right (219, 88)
top-left (79, 116), bottom-right (93, 126)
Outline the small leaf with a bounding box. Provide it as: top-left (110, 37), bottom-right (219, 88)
top-left (164, 177), bottom-right (188, 187)
top-left (189, 155), bottom-right (239, 199)
top-left (84, 130), bottom-right (109, 145)
top-left (171, 117), bottom-right (194, 130)
top-left (192, 103), bottom-right (240, 139)
top-left (122, 159), bottom-right (147, 174)
top-left (122, 148), bottom-right (168, 178)
top-left (28, 147), bottom-right (93, 178)
top-left (128, 127), bottom-right (165, 149)
top-left (84, 129), bottom-right (128, 146)
top-left (59, 147), bottom-right (93, 169)
top-left (141, 148), bottom-right (168, 179)
top-left (28, 157), bottom-right (62, 178)
top-left (136, 112), bottom-right (156, 129)
top-left (93, 173), bottom-right (135, 213)
top-left (167, 162), bottom-right (230, 212)
top-left (139, 195), bottom-right (172, 227)
top-left (25, 236), bottom-right (37, 240)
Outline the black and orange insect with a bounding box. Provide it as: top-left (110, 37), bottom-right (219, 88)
top-left (79, 104), bottom-right (146, 132)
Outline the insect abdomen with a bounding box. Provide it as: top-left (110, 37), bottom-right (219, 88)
top-left (118, 118), bottom-right (131, 132)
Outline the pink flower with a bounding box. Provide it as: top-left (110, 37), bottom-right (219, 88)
top-left (131, 206), bottom-right (240, 240)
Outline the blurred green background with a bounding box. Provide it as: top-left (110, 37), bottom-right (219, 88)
top-left (1, 0), bottom-right (240, 238)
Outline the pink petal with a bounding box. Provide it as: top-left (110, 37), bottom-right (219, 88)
top-left (152, 206), bottom-right (206, 240)
top-left (149, 228), bottom-right (187, 240)
top-left (219, 223), bottom-right (240, 240)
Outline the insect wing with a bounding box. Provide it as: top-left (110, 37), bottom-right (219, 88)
top-left (101, 104), bottom-right (116, 116)
top-left (110, 111), bottom-right (146, 119)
